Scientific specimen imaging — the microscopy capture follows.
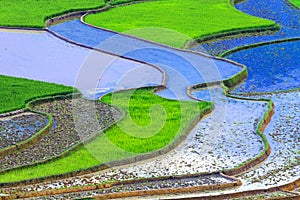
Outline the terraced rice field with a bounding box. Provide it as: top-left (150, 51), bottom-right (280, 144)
top-left (0, 0), bottom-right (299, 199)
top-left (84, 0), bottom-right (274, 47)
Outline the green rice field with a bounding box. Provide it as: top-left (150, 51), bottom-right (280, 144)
top-left (84, 0), bottom-right (275, 47)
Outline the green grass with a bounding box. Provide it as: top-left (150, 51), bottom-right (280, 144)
top-left (0, 88), bottom-right (212, 183)
top-left (289, 0), bottom-right (300, 7)
top-left (0, 0), bottom-right (105, 28)
top-left (0, 75), bottom-right (75, 114)
top-left (101, 88), bottom-right (211, 153)
top-left (84, 0), bottom-right (275, 47)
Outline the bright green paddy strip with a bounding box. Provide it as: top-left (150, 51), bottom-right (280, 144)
top-left (0, 75), bottom-right (74, 114)
top-left (0, 0), bottom-right (105, 28)
top-left (84, 0), bottom-right (275, 47)
top-left (101, 88), bottom-right (211, 153)
top-left (289, 0), bottom-right (300, 7)
top-left (0, 88), bottom-right (212, 183)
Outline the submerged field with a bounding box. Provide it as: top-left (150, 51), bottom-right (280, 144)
top-left (84, 0), bottom-right (275, 47)
top-left (0, 0), bottom-right (105, 27)
top-left (225, 40), bottom-right (300, 93)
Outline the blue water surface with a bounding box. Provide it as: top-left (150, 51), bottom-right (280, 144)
top-left (226, 40), bottom-right (300, 93)
top-left (50, 20), bottom-right (242, 100)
